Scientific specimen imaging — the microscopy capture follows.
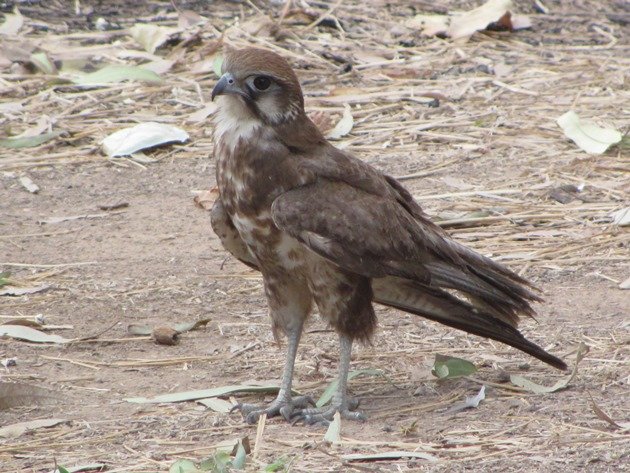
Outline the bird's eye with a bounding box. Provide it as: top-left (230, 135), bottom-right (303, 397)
top-left (253, 76), bottom-right (272, 91)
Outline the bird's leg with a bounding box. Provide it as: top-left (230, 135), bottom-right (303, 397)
top-left (233, 322), bottom-right (314, 424)
top-left (294, 334), bottom-right (366, 425)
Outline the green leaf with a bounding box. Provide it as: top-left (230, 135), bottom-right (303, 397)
top-left (0, 272), bottom-right (10, 287)
top-left (199, 452), bottom-right (230, 473)
top-left (126, 384), bottom-right (293, 404)
top-left (57, 467), bottom-right (70, 473)
top-left (63, 465), bottom-right (106, 473)
top-left (71, 65), bottom-right (163, 86)
top-left (30, 52), bottom-right (56, 74)
top-left (169, 459), bottom-right (201, 473)
top-left (0, 131), bottom-right (64, 149)
top-left (264, 457), bottom-right (289, 472)
top-left (323, 411), bottom-right (341, 444)
top-left (231, 440), bottom-right (247, 470)
top-left (316, 369), bottom-right (383, 408)
top-left (431, 354), bottom-right (477, 379)
top-left (212, 54), bottom-right (223, 78)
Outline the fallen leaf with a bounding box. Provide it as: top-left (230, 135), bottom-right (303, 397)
top-left (186, 103), bottom-right (217, 123)
top-left (56, 464), bottom-right (106, 473)
top-left (1, 318), bottom-right (42, 329)
top-left (174, 318), bottom-right (211, 333)
top-left (0, 382), bottom-right (60, 410)
top-left (0, 325), bottom-right (69, 343)
top-left (197, 397), bottom-right (233, 413)
top-left (71, 65), bottom-right (163, 86)
top-left (152, 326), bottom-right (179, 345)
top-left (589, 394), bottom-right (622, 429)
top-left (619, 276), bottom-right (630, 290)
top-left (168, 459), bottom-right (201, 473)
top-left (102, 122), bottom-right (189, 157)
top-left (0, 285), bottom-right (49, 296)
top-left (232, 439), bottom-right (247, 470)
top-left (323, 411), bottom-right (341, 443)
top-left (610, 207), bottom-right (630, 226)
top-left (0, 8), bottom-right (23, 36)
top-left (405, 14), bottom-right (449, 36)
top-left (127, 324), bottom-right (152, 336)
top-left (0, 131), bottom-right (64, 149)
top-left (326, 104), bottom-right (353, 139)
top-left (557, 111), bottom-right (622, 154)
top-left (447, 385), bottom-right (486, 413)
top-left (342, 451), bottom-right (438, 463)
top-left (178, 10), bottom-right (207, 29)
top-left (30, 52), bottom-right (56, 74)
top-left (317, 369), bottom-right (382, 407)
top-left (449, 0), bottom-right (515, 39)
top-left (510, 342), bottom-right (588, 393)
top-left (18, 175), bottom-right (39, 193)
top-left (193, 188), bottom-right (219, 210)
top-left (126, 383), bottom-right (293, 404)
top-left (130, 23), bottom-right (175, 54)
top-left (38, 213), bottom-right (111, 224)
top-left (432, 354), bottom-right (477, 379)
top-left (0, 418), bottom-right (66, 438)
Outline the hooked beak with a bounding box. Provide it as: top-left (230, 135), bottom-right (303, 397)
top-left (211, 73), bottom-right (245, 101)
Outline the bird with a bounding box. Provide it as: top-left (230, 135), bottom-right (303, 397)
top-left (209, 46), bottom-right (567, 425)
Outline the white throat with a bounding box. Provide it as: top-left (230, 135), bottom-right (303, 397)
top-left (213, 96), bottom-right (262, 153)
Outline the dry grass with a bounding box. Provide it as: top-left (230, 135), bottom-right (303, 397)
top-left (1, 0), bottom-right (628, 472)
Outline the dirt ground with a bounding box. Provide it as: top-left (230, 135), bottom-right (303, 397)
top-left (1, 1), bottom-right (628, 472)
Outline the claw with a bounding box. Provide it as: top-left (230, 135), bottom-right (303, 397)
top-left (230, 395), bottom-right (316, 424)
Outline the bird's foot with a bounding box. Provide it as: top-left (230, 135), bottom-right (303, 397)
top-left (293, 397), bottom-right (366, 426)
top-left (232, 395), bottom-right (315, 424)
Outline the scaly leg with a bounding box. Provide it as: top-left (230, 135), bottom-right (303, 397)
top-left (233, 322), bottom-right (314, 424)
top-left (294, 334), bottom-right (366, 425)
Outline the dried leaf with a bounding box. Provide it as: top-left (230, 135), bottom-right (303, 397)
top-left (126, 384), bottom-right (290, 404)
top-left (449, 0), bottom-right (514, 39)
top-left (130, 24), bottom-right (174, 54)
top-left (186, 103), bottom-right (217, 123)
top-left (447, 385), bottom-right (486, 413)
top-left (30, 52), bottom-right (56, 74)
top-left (0, 284), bottom-right (49, 296)
top-left (0, 8), bottom-right (23, 36)
top-left (197, 397), bottom-right (233, 413)
top-left (38, 213), bottom-right (109, 224)
top-left (0, 131), bottom-right (63, 149)
top-left (0, 382), bottom-right (60, 410)
top-left (193, 188), bottom-right (219, 210)
top-left (342, 451), bottom-right (438, 462)
top-left (178, 10), bottom-right (207, 29)
top-left (174, 318), bottom-right (211, 333)
top-left (510, 342), bottom-right (588, 393)
top-left (323, 411), bottom-right (341, 443)
top-left (405, 14), bottom-right (449, 36)
top-left (71, 65), bottom-right (163, 86)
top-left (0, 418), bottom-right (66, 438)
top-left (589, 394), bottom-right (622, 429)
top-left (619, 276), bottom-right (630, 290)
top-left (432, 354), bottom-right (477, 379)
top-left (557, 111), bottom-right (622, 154)
top-left (317, 369), bottom-right (382, 407)
top-left (326, 104), bottom-right (353, 139)
top-left (127, 324), bottom-right (152, 336)
top-left (101, 122), bottom-right (189, 157)
top-left (1, 318), bottom-right (42, 329)
top-left (0, 325), bottom-right (69, 343)
top-left (18, 175), bottom-right (39, 193)
top-left (610, 207), bottom-right (630, 226)
top-left (152, 326), bottom-right (179, 345)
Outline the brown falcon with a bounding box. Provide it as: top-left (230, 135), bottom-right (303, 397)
top-left (210, 47), bottom-right (566, 425)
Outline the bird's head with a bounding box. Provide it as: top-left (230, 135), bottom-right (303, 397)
top-left (211, 47), bottom-right (304, 126)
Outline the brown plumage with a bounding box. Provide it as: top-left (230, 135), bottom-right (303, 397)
top-left (210, 47), bottom-right (566, 425)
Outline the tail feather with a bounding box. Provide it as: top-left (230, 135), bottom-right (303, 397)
top-left (372, 277), bottom-right (567, 371)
